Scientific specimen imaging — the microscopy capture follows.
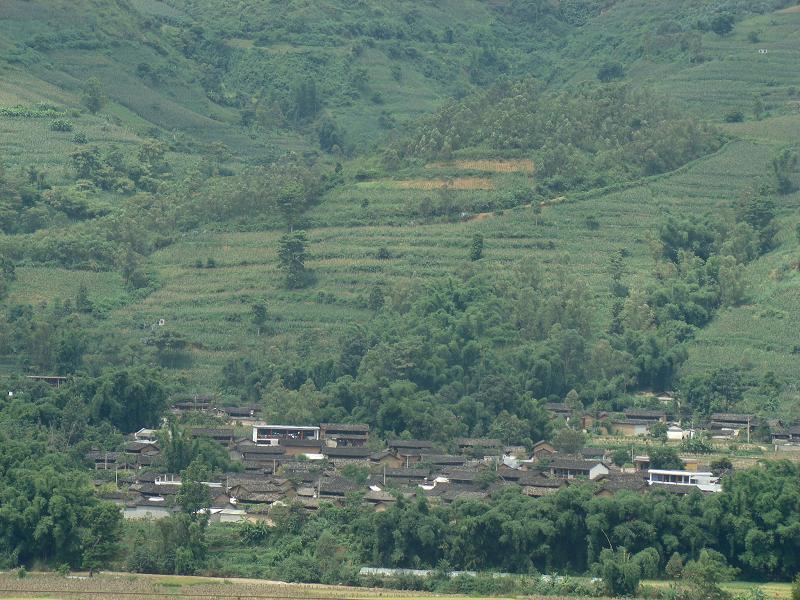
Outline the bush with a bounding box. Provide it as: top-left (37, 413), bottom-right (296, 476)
top-left (277, 554), bottom-right (321, 583)
top-left (597, 548), bottom-right (641, 597)
top-left (50, 118), bottom-right (73, 132)
top-left (597, 61), bottom-right (625, 82)
top-left (724, 111), bottom-right (744, 123)
top-left (72, 132), bottom-right (88, 143)
top-left (711, 14), bottom-right (735, 36)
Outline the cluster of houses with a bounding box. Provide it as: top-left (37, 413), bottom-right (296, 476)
top-left (546, 402), bottom-right (763, 442)
top-left (88, 412), bottom-right (732, 523)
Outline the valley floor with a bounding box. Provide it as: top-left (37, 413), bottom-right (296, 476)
top-left (0, 571), bottom-right (546, 600)
top-left (0, 572), bottom-right (790, 600)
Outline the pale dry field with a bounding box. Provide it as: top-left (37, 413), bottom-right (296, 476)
top-left (426, 159), bottom-right (535, 174)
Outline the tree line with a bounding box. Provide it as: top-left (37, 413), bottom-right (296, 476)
top-left (170, 460), bottom-right (800, 592)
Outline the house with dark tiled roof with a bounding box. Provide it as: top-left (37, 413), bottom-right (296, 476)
top-left (441, 488), bottom-right (489, 503)
top-left (122, 440), bottom-right (161, 467)
top-left (369, 449), bottom-right (403, 468)
top-left (623, 409), bottom-right (667, 423)
top-left (85, 451), bottom-right (130, 470)
top-left (709, 413), bottom-right (757, 438)
top-left (388, 439), bottom-right (436, 451)
top-left (171, 397), bottom-right (213, 414)
top-left (363, 489), bottom-right (396, 511)
top-left (279, 438), bottom-right (323, 457)
top-left (580, 447), bottom-right (606, 460)
top-left (227, 477), bottom-right (294, 504)
top-left (323, 446), bottom-right (372, 466)
top-left (240, 445), bottom-right (285, 468)
top-left (772, 425), bottom-right (800, 444)
top-left (594, 472), bottom-right (648, 497)
top-left (610, 419), bottom-right (654, 437)
top-left (531, 440), bottom-right (556, 459)
top-left (318, 476), bottom-right (360, 502)
top-left (190, 427), bottom-right (234, 446)
top-left (545, 402), bottom-right (572, 419)
top-left (418, 454), bottom-right (467, 467)
top-left (124, 440), bottom-right (161, 456)
top-left (439, 467), bottom-right (492, 487)
top-left (517, 473), bottom-right (565, 497)
top-left (381, 468), bottom-right (428, 486)
top-left (320, 423), bottom-right (370, 447)
top-left (388, 440), bottom-right (442, 467)
top-left (216, 405), bottom-right (261, 421)
top-left (455, 438), bottom-right (503, 456)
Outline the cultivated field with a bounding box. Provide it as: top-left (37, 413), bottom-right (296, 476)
top-left (4, 6), bottom-right (800, 394)
top-left (0, 572), bottom-right (788, 600)
top-left (0, 572), bottom-right (583, 600)
top-left (385, 178), bottom-right (494, 190)
top-left (9, 128), bottom-right (792, 393)
top-left (426, 160), bottom-right (535, 174)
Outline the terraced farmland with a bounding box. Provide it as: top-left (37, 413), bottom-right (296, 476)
top-left (19, 130), bottom-right (777, 392)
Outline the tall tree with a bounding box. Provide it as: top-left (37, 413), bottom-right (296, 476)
top-left (470, 233), bottom-right (484, 261)
top-left (277, 182), bottom-right (306, 231)
top-left (82, 77), bottom-right (106, 114)
top-left (278, 231), bottom-right (310, 289)
top-left (773, 148), bottom-right (798, 194)
top-left (80, 503), bottom-right (123, 572)
top-left (252, 303), bottom-right (267, 335)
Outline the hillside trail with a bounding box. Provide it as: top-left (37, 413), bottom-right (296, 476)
top-left (465, 197), bottom-right (566, 223)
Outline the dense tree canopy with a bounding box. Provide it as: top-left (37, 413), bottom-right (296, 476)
top-left (394, 80), bottom-right (724, 193)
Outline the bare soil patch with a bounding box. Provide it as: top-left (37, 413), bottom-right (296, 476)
top-left (391, 178), bottom-right (494, 190)
top-left (427, 159), bottom-right (535, 174)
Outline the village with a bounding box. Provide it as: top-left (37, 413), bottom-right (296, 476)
top-left (84, 398), bottom-right (800, 524)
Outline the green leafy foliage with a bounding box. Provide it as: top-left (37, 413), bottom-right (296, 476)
top-left (278, 230), bottom-right (311, 289)
top-left (648, 445), bottom-right (683, 470)
top-left (552, 427), bottom-right (586, 454)
top-left (597, 548), bottom-right (641, 596)
top-left (82, 77), bottom-right (106, 114)
top-left (394, 79), bottom-right (723, 193)
top-left (469, 233), bottom-right (483, 261)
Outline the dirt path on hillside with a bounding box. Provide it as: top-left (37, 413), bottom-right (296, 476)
top-left (465, 197), bottom-right (567, 223)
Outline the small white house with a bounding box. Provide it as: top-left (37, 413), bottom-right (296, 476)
top-left (666, 425), bottom-right (693, 441)
top-left (134, 428), bottom-right (158, 442)
top-left (549, 458), bottom-right (609, 480)
top-left (647, 469), bottom-right (721, 493)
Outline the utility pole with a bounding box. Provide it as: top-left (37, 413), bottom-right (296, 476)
top-left (747, 416), bottom-right (751, 444)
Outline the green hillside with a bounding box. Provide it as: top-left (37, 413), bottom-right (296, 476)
top-left (6, 0), bottom-right (800, 588)
top-left (1, 0), bottom-right (800, 415)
